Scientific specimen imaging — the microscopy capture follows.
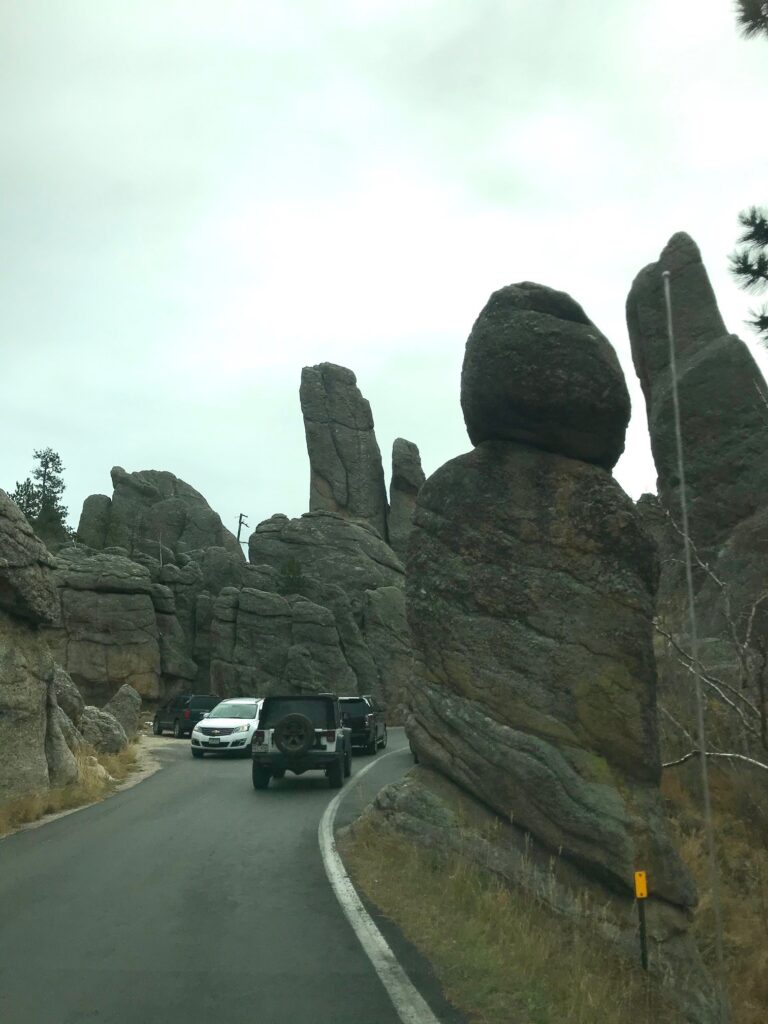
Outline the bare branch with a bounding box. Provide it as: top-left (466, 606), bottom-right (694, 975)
top-left (663, 750), bottom-right (768, 772)
top-left (659, 703), bottom-right (695, 745)
top-left (655, 624), bottom-right (760, 717)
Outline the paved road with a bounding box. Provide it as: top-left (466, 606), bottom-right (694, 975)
top-left (0, 730), bottom-right (415, 1024)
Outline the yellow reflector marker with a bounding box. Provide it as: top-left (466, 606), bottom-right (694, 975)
top-left (634, 871), bottom-right (648, 900)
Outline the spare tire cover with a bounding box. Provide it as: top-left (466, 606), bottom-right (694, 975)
top-left (274, 713), bottom-right (315, 756)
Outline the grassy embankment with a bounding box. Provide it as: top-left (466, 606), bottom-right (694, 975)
top-left (341, 766), bottom-right (768, 1024)
top-left (0, 743), bottom-right (139, 838)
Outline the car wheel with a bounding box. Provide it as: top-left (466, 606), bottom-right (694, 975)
top-left (365, 732), bottom-right (377, 756)
top-left (191, 749), bottom-right (204, 759)
top-left (271, 768), bottom-right (286, 779)
top-left (327, 753), bottom-right (344, 789)
top-left (173, 720), bottom-right (184, 739)
top-left (274, 714), bottom-right (315, 756)
top-left (252, 765), bottom-right (271, 790)
top-left (152, 718), bottom-right (162, 736)
top-left (379, 726), bottom-right (388, 750)
top-left (344, 749), bottom-right (351, 777)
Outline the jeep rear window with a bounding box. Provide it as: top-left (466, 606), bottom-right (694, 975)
top-left (339, 699), bottom-right (369, 712)
top-left (190, 697), bottom-right (219, 710)
top-left (261, 699), bottom-right (334, 729)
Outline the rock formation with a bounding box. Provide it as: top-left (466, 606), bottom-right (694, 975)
top-left (44, 549), bottom-right (164, 702)
top-left (247, 511), bottom-right (408, 705)
top-left (627, 232), bottom-right (768, 560)
top-left (387, 438), bottom-right (425, 561)
top-left (351, 283), bottom-right (715, 1019)
top-left (0, 491), bottom-right (79, 802)
top-left (461, 282), bottom-right (631, 470)
top-left (103, 683), bottom-right (142, 739)
top-left (210, 588), bottom-right (358, 697)
top-left (300, 363), bottom-right (389, 540)
top-left (79, 705), bottom-right (128, 754)
top-left (77, 466), bottom-right (243, 560)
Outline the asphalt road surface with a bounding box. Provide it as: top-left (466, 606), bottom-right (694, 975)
top-left (0, 728), bottom-right (423, 1024)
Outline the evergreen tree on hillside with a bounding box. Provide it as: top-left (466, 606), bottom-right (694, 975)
top-left (11, 448), bottom-right (72, 546)
top-left (730, 4), bottom-right (768, 342)
top-left (736, 0), bottom-right (768, 38)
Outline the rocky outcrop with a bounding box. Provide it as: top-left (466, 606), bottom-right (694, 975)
top-left (0, 491), bottom-right (79, 802)
top-left (103, 684), bottom-right (142, 739)
top-left (247, 511), bottom-right (408, 704)
top-left (79, 706), bottom-right (128, 754)
top-left (210, 588), bottom-right (357, 697)
top-left (300, 363), bottom-right (389, 540)
top-left (461, 283), bottom-right (630, 470)
top-left (627, 232), bottom-right (768, 560)
top-left (76, 466), bottom-right (243, 560)
top-left (53, 664), bottom-right (84, 726)
top-left (387, 438), bottom-right (425, 562)
top-left (44, 550), bottom-right (163, 702)
top-left (353, 281), bottom-right (714, 1019)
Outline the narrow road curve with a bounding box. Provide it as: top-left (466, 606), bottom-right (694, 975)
top-left (0, 730), bottom-right (414, 1024)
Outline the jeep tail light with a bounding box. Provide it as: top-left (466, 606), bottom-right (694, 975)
top-left (184, 709), bottom-right (191, 720)
top-left (324, 730), bottom-right (336, 742)
top-left (253, 731), bottom-right (265, 744)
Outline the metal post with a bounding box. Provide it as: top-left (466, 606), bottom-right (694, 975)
top-left (638, 899), bottom-right (648, 971)
top-left (237, 513), bottom-right (248, 545)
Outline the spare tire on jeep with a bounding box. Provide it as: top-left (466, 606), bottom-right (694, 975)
top-left (273, 713), bottom-right (315, 756)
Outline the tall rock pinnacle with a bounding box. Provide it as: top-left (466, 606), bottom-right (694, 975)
top-left (300, 363), bottom-right (389, 541)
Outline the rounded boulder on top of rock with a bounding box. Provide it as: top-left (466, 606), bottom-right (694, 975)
top-left (460, 282), bottom-right (631, 470)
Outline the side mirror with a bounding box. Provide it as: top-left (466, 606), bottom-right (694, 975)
top-left (202, 713), bottom-right (210, 719)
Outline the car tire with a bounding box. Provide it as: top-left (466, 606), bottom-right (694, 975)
top-left (274, 714), bottom-right (315, 756)
top-left (365, 732), bottom-right (377, 756)
top-left (152, 718), bottom-right (162, 736)
top-left (252, 765), bottom-right (271, 790)
top-left (173, 720), bottom-right (184, 739)
top-left (327, 753), bottom-right (344, 789)
top-left (344, 748), bottom-right (351, 777)
top-left (379, 726), bottom-right (388, 750)
top-left (191, 749), bottom-right (204, 759)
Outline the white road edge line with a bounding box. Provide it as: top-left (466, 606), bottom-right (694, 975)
top-left (318, 751), bottom-right (442, 1024)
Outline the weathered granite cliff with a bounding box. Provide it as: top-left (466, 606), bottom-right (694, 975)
top-left (387, 438), bottom-right (425, 562)
top-left (300, 363), bottom-right (389, 541)
top-left (353, 282), bottom-right (715, 1020)
top-left (0, 491), bottom-right (79, 801)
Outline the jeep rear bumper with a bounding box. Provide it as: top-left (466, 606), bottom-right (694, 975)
top-left (252, 752), bottom-right (340, 773)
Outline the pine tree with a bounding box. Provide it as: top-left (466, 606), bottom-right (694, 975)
top-left (10, 448), bottom-right (72, 545)
top-left (736, 0), bottom-right (768, 38)
top-left (729, 207), bottom-right (768, 340)
top-left (731, 5), bottom-right (768, 341)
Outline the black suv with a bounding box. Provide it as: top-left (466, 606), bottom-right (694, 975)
top-left (153, 694), bottom-right (219, 738)
top-left (251, 693), bottom-right (352, 789)
top-left (339, 695), bottom-right (387, 754)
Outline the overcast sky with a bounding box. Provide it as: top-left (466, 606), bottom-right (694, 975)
top-left (2, 1), bottom-right (767, 540)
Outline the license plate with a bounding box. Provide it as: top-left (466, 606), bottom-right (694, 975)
top-left (252, 742), bottom-right (268, 752)
top-left (208, 737), bottom-right (220, 745)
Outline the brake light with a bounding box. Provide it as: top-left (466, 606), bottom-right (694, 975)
top-left (324, 730), bottom-right (336, 742)
top-left (184, 709), bottom-right (191, 720)
top-left (253, 731), bottom-right (265, 743)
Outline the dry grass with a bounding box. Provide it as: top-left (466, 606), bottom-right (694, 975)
top-left (0, 741), bottom-right (140, 839)
top-left (341, 820), bottom-right (681, 1024)
top-left (661, 766), bottom-right (768, 1024)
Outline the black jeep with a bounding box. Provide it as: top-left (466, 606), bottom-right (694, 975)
top-left (251, 694), bottom-right (352, 790)
top-left (338, 695), bottom-right (387, 754)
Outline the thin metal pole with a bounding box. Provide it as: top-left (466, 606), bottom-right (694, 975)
top-left (662, 270), bottom-right (727, 1019)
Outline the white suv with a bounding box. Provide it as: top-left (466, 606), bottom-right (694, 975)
top-left (191, 698), bottom-right (262, 757)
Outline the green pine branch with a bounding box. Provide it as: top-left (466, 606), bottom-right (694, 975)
top-left (736, 0), bottom-right (768, 38)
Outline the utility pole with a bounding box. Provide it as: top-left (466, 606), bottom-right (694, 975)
top-left (237, 513), bottom-right (249, 547)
